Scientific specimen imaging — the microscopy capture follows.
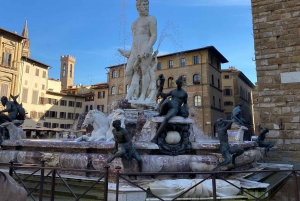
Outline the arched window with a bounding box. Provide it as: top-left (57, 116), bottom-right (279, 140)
top-left (112, 70), bottom-right (117, 78)
top-left (85, 105), bottom-right (88, 113)
top-left (111, 86), bottom-right (116, 95)
top-left (90, 105), bottom-right (93, 110)
top-left (218, 79), bottom-right (220, 88)
top-left (119, 85), bottom-right (123, 94)
top-left (212, 96), bottom-right (215, 107)
top-left (70, 64), bottom-right (73, 78)
top-left (194, 95), bottom-right (201, 106)
top-left (193, 74), bottom-right (200, 85)
top-left (211, 75), bottom-right (214, 85)
top-left (168, 77), bottom-right (173, 88)
top-left (63, 64), bottom-right (66, 77)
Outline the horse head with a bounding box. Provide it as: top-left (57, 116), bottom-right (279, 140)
top-left (82, 110), bottom-right (94, 129)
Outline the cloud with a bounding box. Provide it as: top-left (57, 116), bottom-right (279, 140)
top-left (153, 0), bottom-right (250, 7)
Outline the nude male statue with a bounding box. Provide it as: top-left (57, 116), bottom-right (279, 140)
top-left (118, 0), bottom-right (157, 102)
top-left (151, 76), bottom-right (189, 144)
top-left (231, 102), bottom-right (246, 126)
top-left (213, 118), bottom-right (244, 171)
top-left (257, 126), bottom-right (274, 157)
top-left (107, 120), bottom-right (142, 172)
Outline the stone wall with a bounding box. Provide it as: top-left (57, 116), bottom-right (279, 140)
top-left (251, 0), bottom-right (300, 165)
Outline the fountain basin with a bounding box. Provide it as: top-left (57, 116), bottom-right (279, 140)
top-left (0, 139), bottom-right (262, 176)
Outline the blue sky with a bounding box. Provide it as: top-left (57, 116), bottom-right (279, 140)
top-left (1, 0), bottom-right (256, 86)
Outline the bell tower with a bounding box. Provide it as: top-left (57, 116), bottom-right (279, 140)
top-left (60, 55), bottom-right (75, 90)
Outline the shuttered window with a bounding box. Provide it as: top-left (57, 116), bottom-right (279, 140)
top-left (32, 90), bottom-right (39, 104)
top-left (22, 88), bottom-right (28, 103)
top-left (1, 84), bottom-right (8, 97)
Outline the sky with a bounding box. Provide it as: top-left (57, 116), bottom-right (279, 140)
top-left (1, 0), bottom-right (256, 86)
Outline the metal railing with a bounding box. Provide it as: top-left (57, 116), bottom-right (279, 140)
top-left (1, 161), bottom-right (299, 201)
top-left (114, 167), bottom-right (300, 201)
top-left (1, 160), bottom-right (109, 201)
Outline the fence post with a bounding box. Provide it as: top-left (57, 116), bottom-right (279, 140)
top-left (293, 171), bottom-right (299, 201)
top-left (104, 165), bottom-right (110, 201)
top-left (115, 166), bottom-right (122, 201)
top-left (50, 169), bottom-right (56, 201)
top-left (39, 159), bottom-right (45, 201)
top-left (211, 172), bottom-right (217, 201)
top-left (9, 160), bottom-right (14, 176)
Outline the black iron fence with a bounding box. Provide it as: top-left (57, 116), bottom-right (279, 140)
top-left (0, 161), bottom-right (299, 201)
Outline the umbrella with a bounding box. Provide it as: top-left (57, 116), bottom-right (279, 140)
top-left (73, 129), bottom-right (86, 133)
top-left (35, 127), bottom-right (52, 131)
top-left (21, 126), bottom-right (35, 130)
top-left (51, 127), bottom-right (64, 132)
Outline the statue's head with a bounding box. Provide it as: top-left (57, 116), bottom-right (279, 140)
top-left (237, 102), bottom-right (243, 107)
top-left (136, 0), bottom-right (149, 16)
top-left (0, 96), bottom-right (8, 106)
top-left (176, 76), bottom-right (184, 86)
top-left (215, 118), bottom-right (224, 125)
top-left (112, 119), bottom-right (121, 128)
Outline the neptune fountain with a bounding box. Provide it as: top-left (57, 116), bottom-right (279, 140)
top-left (0, 0), bottom-right (267, 200)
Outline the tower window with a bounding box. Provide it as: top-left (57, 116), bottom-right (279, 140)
top-left (63, 64), bottom-right (66, 77)
top-left (70, 64), bottom-right (73, 78)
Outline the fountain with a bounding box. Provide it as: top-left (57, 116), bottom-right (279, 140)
top-left (0, 0), bottom-right (268, 200)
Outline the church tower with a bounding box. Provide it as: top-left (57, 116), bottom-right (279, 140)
top-left (60, 55), bottom-right (75, 90)
top-left (22, 20), bottom-right (30, 57)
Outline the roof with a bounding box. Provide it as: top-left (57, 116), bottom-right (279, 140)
top-left (106, 46), bottom-right (228, 69)
top-left (157, 46), bottom-right (229, 63)
top-left (238, 72), bottom-right (255, 88)
top-left (22, 56), bottom-right (51, 68)
top-left (0, 27), bottom-right (26, 40)
top-left (91, 82), bottom-right (109, 89)
top-left (221, 68), bottom-right (255, 88)
top-left (46, 90), bottom-right (85, 98)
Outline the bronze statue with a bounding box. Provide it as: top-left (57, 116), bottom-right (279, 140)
top-left (107, 120), bottom-right (142, 172)
top-left (0, 95), bottom-right (25, 143)
top-left (151, 76), bottom-right (189, 144)
top-left (0, 95), bottom-right (25, 123)
top-left (213, 118), bottom-right (244, 171)
top-left (231, 102), bottom-right (246, 126)
top-left (257, 126), bottom-right (274, 157)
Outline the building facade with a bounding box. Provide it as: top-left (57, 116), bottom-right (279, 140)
top-left (107, 46), bottom-right (228, 137)
top-left (221, 67), bottom-right (255, 139)
top-left (0, 27), bottom-right (26, 106)
top-left (251, 0), bottom-right (300, 165)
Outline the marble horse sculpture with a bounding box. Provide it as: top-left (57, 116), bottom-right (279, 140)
top-left (75, 110), bottom-right (110, 142)
top-left (0, 121), bottom-right (26, 141)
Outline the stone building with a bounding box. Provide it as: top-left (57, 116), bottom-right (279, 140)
top-left (0, 27), bottom-right (26, 102)
top-left (251, 0), bottom-right (300, 165)
top-left (221, 66), bottom-right (255, 139)
top-left (107, 46), bottom-right (228, 137)
top-left (19, 57), bottom-right (50, 126)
